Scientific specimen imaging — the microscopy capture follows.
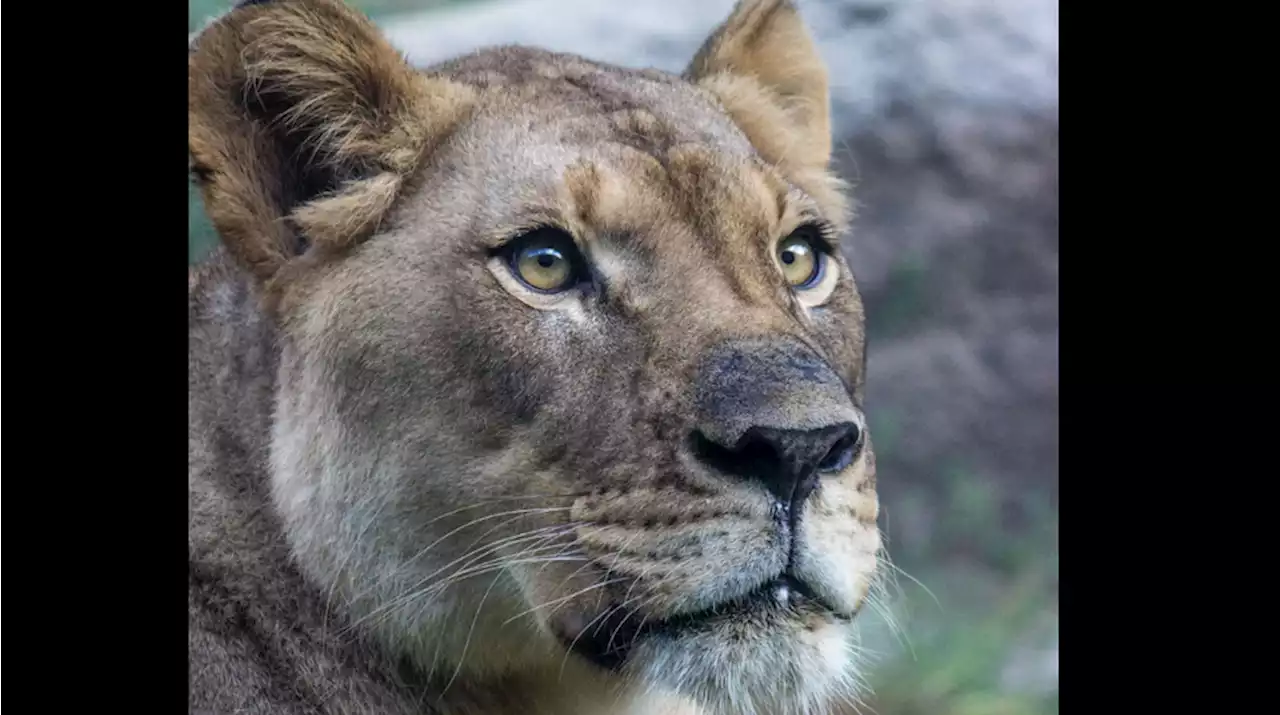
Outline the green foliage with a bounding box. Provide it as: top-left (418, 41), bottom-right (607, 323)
top-left (189, 184), bottom-right (217, 264)
top-left (866, 453), bottom-right (1058, 713)
top-left (867, 565), bottom-right (1058, 715)
top-left (188, 0), bottom-right (228, 32)
top-left (866, 407), bottom-right (904, 459)
top-left (866, 254), bottom-right (933, 339)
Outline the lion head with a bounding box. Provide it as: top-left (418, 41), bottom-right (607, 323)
top-left (189, 1), bottom-right (880, 713)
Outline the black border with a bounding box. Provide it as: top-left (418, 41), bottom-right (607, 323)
top-left (11, 1), bottom-right (190, 707)
top-left (1053, 7), bottom-right (1248, 709)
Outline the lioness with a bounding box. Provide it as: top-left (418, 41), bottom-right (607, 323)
top-left (188, 1), bottom-right (880, 713)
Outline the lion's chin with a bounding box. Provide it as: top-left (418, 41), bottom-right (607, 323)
top-left (557, 578), bottom-right (862, 715)
top-left (622, 615), bottom-right (860, 715)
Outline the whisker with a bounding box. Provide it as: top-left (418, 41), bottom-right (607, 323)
top-left (881, 555), bottom-right (940, 609)
top-left (376, 519), bottom-right (580, 606)
top-left (342, 526), bottom-right (584, 635)
top-left (438, 569), bottom-right (506, 699)
top-left (345, 553), bottom-right (593, 637)
top-left (501, 577), bottom-right (629, 627)
top-left (556, 589), bottom-right (631, 682)
top-left (403, 506), bottom-right (577, 569)
top-left (603, 561), bottom-right (664, 654)
top-left (540, 523), bottom-right (648, 613)
top-left (624, 591), bottom-right (669, 654)
top-left (322, 493), bottom-right (391, 634)
top-left (447, 524), bottom-right (583, 579)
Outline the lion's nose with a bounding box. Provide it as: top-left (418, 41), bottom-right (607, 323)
top-left (692, 422), bottom-right (861, 508)
top-left (691, 337), bottom-right (863, 508)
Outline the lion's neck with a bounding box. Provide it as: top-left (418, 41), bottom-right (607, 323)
top-left (188, 247), bottom-right (280, 484)
top-left (437, 671), bottom-right (708, 715)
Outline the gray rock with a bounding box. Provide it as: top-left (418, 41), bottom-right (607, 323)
top-left (383, 0), bottom-right (1058, 136)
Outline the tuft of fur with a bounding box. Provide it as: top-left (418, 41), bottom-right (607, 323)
top-left (189, 2), bottom-right (880, 714)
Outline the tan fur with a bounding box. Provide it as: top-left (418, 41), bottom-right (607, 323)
top-left (189, 2), bottom-right (879, 714)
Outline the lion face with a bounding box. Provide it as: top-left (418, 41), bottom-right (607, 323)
top-left (190, 1), bottom-right (878, 713)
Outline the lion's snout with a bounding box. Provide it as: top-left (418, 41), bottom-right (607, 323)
top-left (693, 338), bottom-right (858, 443)
top-left (689, 337), bottom-right (864, 511)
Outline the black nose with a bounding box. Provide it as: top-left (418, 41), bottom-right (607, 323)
top-left (692, 421), bottom-right (862, 508)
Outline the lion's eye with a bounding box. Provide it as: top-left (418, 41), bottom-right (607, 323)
top-left (777, 233), bottom-right (824, 289)
top-left (506, 229), bottom-right (582, 293)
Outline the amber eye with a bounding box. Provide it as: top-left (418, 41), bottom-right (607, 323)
top-left (506, 229), bottom-right (582, 293)
top-left (777, 232), bottom-right (824, 288)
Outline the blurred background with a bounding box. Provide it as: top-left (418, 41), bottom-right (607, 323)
top-left (188, 1), bottom-right (1059, 713)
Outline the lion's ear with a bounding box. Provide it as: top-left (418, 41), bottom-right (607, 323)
top-left (188, 0), bottom-right (474, 283)
top-left (685, 0), bottom-right (831, 174)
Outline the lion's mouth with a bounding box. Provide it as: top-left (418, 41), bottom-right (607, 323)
top-left (562, 574), bottom-right (847, 671)
top-left (655, 574), bottom-right (835, 629)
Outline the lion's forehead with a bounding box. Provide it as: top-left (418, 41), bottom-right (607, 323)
top-left (429, 45), bottom-right (745, 146)
top-left (411, 93), bottom-right (790, 268)
top-left (454, 85), bottom-right (756, 180)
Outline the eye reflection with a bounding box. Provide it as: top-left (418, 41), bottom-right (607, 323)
top-left (506, 229), bottom-right (581, 293)
top-left (777, 236), bottom-right (821, 288)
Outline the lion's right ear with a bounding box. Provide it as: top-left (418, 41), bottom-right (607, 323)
top-left (685, 0), bottom-right (832, 175)
top-left (188, 0), bottom-right (474, 283)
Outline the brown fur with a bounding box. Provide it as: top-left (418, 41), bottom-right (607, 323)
top-left (189, 2), bottom-right (879, 714)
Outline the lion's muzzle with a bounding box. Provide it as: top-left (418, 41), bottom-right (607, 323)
top-left (690, 337), bottom-right (863, 521)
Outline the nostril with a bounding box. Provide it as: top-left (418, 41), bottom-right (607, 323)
top-left (816, 440), bottom-right (854, 473)
top-left (817, 425), bottom-right (861, 474)
top-left (691, 421), bottom-right (863, 507)
top-left (690, 429), bottom-right (784, 482)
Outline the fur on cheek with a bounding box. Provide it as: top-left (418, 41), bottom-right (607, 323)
top-left (266, 343), bottom-right (542, 669)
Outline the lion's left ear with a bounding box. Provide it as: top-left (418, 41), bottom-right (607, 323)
top-left (685, 0), bottom-right (832, 174)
